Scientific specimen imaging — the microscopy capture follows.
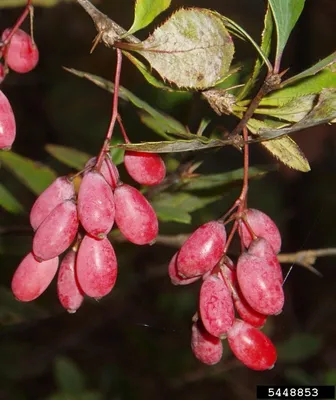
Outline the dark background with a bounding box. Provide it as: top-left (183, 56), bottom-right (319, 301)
top-left (0, 0), bottom-right (335, 399)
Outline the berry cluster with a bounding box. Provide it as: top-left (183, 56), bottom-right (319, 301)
top-left (0, 28), bottom-right (39, 149)
top-left (169, 208), bottom-right (284, 370)
top-left (11, 151), bottom-right (166, 312)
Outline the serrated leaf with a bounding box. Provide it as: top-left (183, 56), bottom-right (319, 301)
top-left (269, 0), bottom-right (305, 67)
top-left (127, 0), bottom-right (171, 35)
top-left (0, 151), bottom-right (57, 195)
top-left (130, 8), bottom-right (234, 89)
top-left (277, 333), bottom-right (322, 362)
top-left (46, 144), bottom-right (91, 171)
top-left (54, 357), bottom-right (85, 395)
top-left (0, 183), bottom-right (24, 214)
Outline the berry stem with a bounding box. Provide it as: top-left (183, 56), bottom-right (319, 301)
top-left (117, 114), bottom-right (131, 144)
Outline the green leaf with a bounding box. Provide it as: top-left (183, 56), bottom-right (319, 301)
top-left (324, 369), bottom-right (336, 385)
top-left (46, 144), bottom-right (91, 171)
top-left (139, 113), bottom-right (174, 140)
top-left (127, 0), bottom-right (171, 35)
top-left (0, 183), bottom-right (24, 214)
top-left (269, 0), bottom-right (305, 68)
top-left (154, 206), bottom-right (191, 224)
top-left (129, 8), bottom-right (234, 89)
top-left (0, 151), bottom-right (57, 195)
top-left (54, 357), bottom-right (85, 395)
top-left (277, 333), bottom-right (322, 362)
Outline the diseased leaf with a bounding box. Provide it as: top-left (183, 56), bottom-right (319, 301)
top-left (46, 145), bottom-right (91, 171)
top-left (127, 0), bottom-right (171, 35)
top-left (0, 151), bottom-right (57, 195)
top-left (0, 183), bottom-right (24, 214)
top-left (129, 8), bottom-right (234, 89)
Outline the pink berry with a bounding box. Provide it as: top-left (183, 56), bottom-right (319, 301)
top-left (57, 249), bottom-right (84, 313)
top-left (228, 319), bottom-right (277, 370)
top-left (199, 275), bottom-right (234, 338)
top-left (234, 288), bottom-right (267, 328)
top-left (191, 320), bottom-right (223, 365)
top-left (76, 235), bottom-right (118, 298)
top-left (176, 221), bottom-right (226, 278)
top-left (124, 151), bottom-right (166, 186)
top-left (30, 177), bottom-right (75, 231)
top-left (11, 252), bottom-right (59, 301)
top-left (239, 209), bottom-right (281, 253)
top-left (236, 252), bottom-right (284, 315)
top-left (0, 63), bottom-right (5, 83)
top-left (114, 184), bottom-right (158, 245)
top-left (85, 156), bottom-right (120, 189)
top-left (77, 171), bottom-right (115, 239)
top-left (33, 200), bottom-right (79, 260)
top-left (168, 252), bottom-right (200, 285)
top-left (0, 90), bottom-right (16, 149)
top-left (2, 28), bottom-right (39, 73)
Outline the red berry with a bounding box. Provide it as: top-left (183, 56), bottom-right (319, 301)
top-left (199, 275), bottom-right (234, 338)
top-left (0, 90), bottom-right (16, 149)
top-left (76, 235), bottom-right (118, 298)
top-left (168, 252), bottom-right (200, 285)
top-left (228, 319), bottom-right (277, 370)
top-left (236, 252), bottom-right (284, 315)
top-left (85, 156), bottom-right (120, 189)
top-left (77, 171), bottom-right (115, 239)
top-left (33, 200), bottom-right (79, 260)
top-left (2, 28), bottom-right (39, 73)
top-left (233, 288), bottom-right (267, 328)
top-left (114, 184), bottom-right (158, 245)
top-left (11, 252), bottom-right (59, 301)
top-left (191, 320), bottom-right (223, 365)
top-left (124, 151), bottom-right (166, 186)
top-left (57, 249), bottom-right (84, 313)
top-left (30, 177), bottom-right (75, 231)
top-left (176, 221), bottom-right (226, 278)
top-left (0, 63), bottom-right (5, 83)
top-left (239, 209), bottom-right (281, 253)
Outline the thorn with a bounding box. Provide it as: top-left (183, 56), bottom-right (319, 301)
top-left (90, 31), bottom-right (103, 54)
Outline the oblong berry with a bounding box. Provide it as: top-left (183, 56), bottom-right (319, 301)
top-left (176, 221), bottom-right (226, 278)
top-left (33, 200), bottom-right (79, 260)
top-left (191, 321), bottom-right (223, 365)
top-left (234, 288), bottom-right (267, 328)
top-left (11, 252), bottom-right (59, 301)
top-left (124, 151), bottom-right (166, 186)
top-left (0, 90), bottom-right (16, 150)
top-left (76, 235), bottom-right (118, 298)
top-left (2, 28), bottom-right (39, 73)
top-left (168, 252), bottom-right (200, 286)
top-left (199, 275), bottom-right (234, 338)
top-left (30, 177), bottom-right (75, 231)
top-left (114, 184), bottom-right (158, 245)
top-left (57, 249), bottom-right (84, 313)
top-left (77, 171), bottom-right (115, 239)
top-left (228, 319), bottom-right (277, 370)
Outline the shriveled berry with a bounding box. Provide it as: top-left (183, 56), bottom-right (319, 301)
top-left (0, 90), bottom-right (16, 149)
top-left (57, 249), bottom-right (84, 313)
top-left (228, 319), bottom-right (277, 370)
top-left (30, 177), bottom-right (75, 231)
top-left (176, 221), bottom-right (226, 278)
top-left (124, 151), bottom-right (166, 186)
top-left (191, 320), bottom-right (223, 365)
top-left (234, 288), bottom-right (267, 328)
top-left (237, 252), bottom-right (284, 315)
top-left (85, 156), bottom-right (120, 189)
top-left (239, 209), bottom-right (281, 253)
top-left (114, 184), bottom-right (158, 245)
top-left (77, 171), bottom-right (115, 239)
top-left (168, 252), bottom-right (200, 285)
top-left (76, 235), bottom-right (118, 298)
top-left (11, 252), bottom-right (58, 301)
top-left (33, 200), bottom-right (79, 260)
top-left (199, 275), bottom-right (234, 338)
top-left (2, 28), bottom-right (39, 73)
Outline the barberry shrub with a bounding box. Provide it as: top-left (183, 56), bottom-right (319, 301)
top-left (0, 0), bottom-right (335, 376)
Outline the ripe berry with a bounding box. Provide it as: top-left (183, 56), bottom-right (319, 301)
top-left (124, 151), bottom-right (166, 186)
top-left (0, 90), bottom-right (16, 149)
top-left (33, 200), bottom-right (79, 260)
top-left (76, 235), bottom-right (118, 298)
top-left (2, 28), bottom-right (39, 73)
top-left (0, 63), bottom-right (5, 83)
top-left (191, 320), bottom-right (223, 365)
top-left (239, 209), bottom-right (281, 253)
top-left (236, 252), bottom-right (284, 315)
top-left (114, 184), bottom-right (158, 245)
top-left (11, 252), bottom-right (59, 302)
top-left (176, 221), bottom-right (226, 278)
top-left (30, 177), bottom-right (75, 231)
top-left (233, 288), bottom-right (267, 328)
top-left (199, 275), bottom-right (234, 338)
top-left (85, 156), bottom-right (120, 189)
top-left (168, 252), bottom-right (200, 285)
top-left (77, 171), bottom-right (115, 239)
top-left (228, 319), bottom-right (277, 370)
top-left (57, 249), bottom-right (84, 313)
